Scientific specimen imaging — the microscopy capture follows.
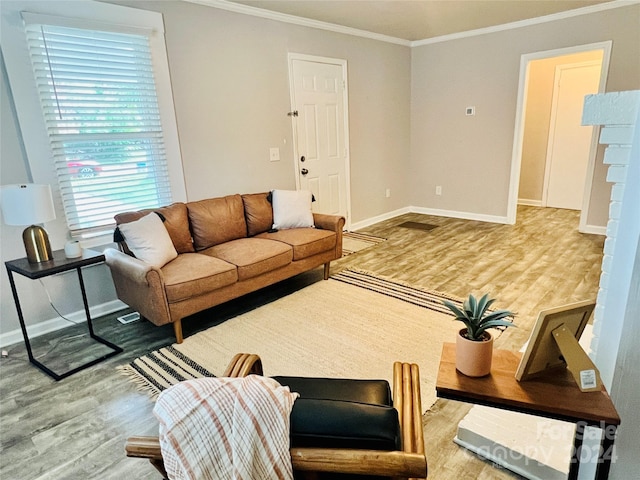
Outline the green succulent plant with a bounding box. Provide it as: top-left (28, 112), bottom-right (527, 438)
top-left (443, 293), bottom-right (516, 341)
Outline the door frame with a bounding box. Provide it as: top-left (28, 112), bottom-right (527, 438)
top-left (507, 41), bottom-right (612, 232)
top-left (542, 60), bottom-right (602, 208)
top-left (287, 52), bottom-right (352, 229)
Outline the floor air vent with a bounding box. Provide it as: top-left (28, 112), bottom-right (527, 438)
top-left (397, 221), bottom-right (438, 231)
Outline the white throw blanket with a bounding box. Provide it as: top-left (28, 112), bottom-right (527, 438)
top-left (153, 375), bottom-right (299, 480)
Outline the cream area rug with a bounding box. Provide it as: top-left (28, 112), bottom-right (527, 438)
top-left (341, 232), bottom-right (386, 256)
top-left (118, 269), bottom-right (463, 411)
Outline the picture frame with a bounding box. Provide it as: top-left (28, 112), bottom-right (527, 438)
top-left (515, 300), bottom-right (597, 387)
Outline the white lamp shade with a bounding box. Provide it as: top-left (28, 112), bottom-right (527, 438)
top-left (1, 184), bottom-right (56, 226)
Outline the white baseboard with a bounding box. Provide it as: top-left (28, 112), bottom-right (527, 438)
top-left (518, 198), bottom-right (543, 207)
top-left (0, 299), bottom-right (128, 348)
top-left (410, 206), bottom-right (510, 224)
top-left (354, 205), bottom-right (602, 235)
top-left (350, 206), bottom-right (411, 231)
top-left (579, 224), bottom-right (606, 236)
top-left (351, 205), bottom-right (508, 231)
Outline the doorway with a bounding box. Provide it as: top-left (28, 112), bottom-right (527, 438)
top-left (507, 42), bottom-right (611, 231)
top-left (288, 53), bottom-right (351, 226)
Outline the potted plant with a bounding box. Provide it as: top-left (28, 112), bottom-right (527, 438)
top-left (443, 293), bottom-right (516, 377)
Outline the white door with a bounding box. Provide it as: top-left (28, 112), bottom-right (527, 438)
top-left (544, 62), bottom-right (601, 210)
top-left (289, 56), bottom-right (350, 221)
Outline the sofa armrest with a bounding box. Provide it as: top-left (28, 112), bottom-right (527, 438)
top-left (104, 248), bottom-right (172, 327)
top-left (313, 213), bottom-right (345, 233)
top-left (313, 214), bottom-right (345, 262)
top-left (105, 248), bottom-right (156, 282)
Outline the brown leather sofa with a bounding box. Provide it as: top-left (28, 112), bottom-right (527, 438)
top-left (104, 193), bottom-right (345, 343)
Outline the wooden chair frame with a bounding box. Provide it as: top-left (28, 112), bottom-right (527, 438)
top-left (125, 353), bottom-right (427, 479)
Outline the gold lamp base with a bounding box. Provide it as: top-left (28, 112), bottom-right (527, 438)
top-left (23, 225), bottom-right (53, 263)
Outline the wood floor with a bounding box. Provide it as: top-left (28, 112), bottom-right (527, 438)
top-left (0, 205), bottom-right (604, 479)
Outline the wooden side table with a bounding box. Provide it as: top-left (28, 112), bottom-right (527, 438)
top-left (436, 343), bottom-right (620, 480)
top-left (5, 249), bottom-right (123, 381)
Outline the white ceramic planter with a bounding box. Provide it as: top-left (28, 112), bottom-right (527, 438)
top-left (455, 329), bottom-right (493, 377)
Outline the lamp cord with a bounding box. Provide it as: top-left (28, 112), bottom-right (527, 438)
top-left (2, 332), bottom-right (86, 364)
top-left (1, 279), bottom-right (89, 364)
top-left (38, 278), bottom-right (82, 326)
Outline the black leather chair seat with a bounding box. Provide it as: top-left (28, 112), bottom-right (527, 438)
top-left (273, 376), bottom-right (401, 451)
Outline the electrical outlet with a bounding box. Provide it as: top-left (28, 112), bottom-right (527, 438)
top-left (436, 186), bottom-right (442, 196)
top-left (465, 106), bottom-right (475, 116)
top-left (269, 147), bottom-right (280, 161)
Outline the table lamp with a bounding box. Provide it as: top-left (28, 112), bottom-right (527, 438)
top-left (1, 184), bottom-right (56, 263)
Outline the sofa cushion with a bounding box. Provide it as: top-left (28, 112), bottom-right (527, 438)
top-left (117, 212), bottom-right (178, 269)
top-left (161, 253), bottom-right (238, 303)
top-left (287, 399), bottom-right (401, 450)
top-left (272, 377), bottom-right (393, 406)
top-left (273, 377), bottom-right (399, 450)
top-left (271, 189), bottom-right (314, 230)
top-left (242, 192), bottom-right (273, 237)
top-left (188, 195), bottom-right (247, 250)
top-left (115, 202), bottom-right (194, 254)
top-left (202, 238), bottom-right (292, 281)
top-left (256, 228), bottom-right (336, 261)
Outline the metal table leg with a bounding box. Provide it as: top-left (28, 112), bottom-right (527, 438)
top-left (5, 264), bottom-right (122, 381)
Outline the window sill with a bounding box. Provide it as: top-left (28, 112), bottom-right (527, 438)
top-left (73, 232), bottom-right (116, 251)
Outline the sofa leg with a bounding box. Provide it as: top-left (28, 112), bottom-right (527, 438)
top-left (173, 319), bottom-right (184, 344)
top-left (323, 262), bottom-right (330, 280)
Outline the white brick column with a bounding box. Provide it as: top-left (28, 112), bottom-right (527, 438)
top-left (582, 90), bottom-right (640, 388)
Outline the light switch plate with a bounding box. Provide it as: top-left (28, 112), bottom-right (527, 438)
top-left (269, 147), bottom-right (280, 161)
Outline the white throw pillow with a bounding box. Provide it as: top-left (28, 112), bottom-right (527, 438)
top-left (118, 212), bottom-right (178, 268)
top-left (271, 189), bottom-right (314, 230)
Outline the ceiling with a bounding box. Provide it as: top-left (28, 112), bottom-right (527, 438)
top-left (226, 0), bottom-right (616, 42)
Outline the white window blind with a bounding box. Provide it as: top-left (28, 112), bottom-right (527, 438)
top-left (23, 22), bottom-right (173, 237)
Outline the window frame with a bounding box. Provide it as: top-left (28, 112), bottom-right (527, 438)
top-left (1, 0), bottom-right (186, 247)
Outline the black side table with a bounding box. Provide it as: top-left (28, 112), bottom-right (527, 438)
top-left (5, 248), bottom-right (123, 380)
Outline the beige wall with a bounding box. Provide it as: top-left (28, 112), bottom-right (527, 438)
top-left (519, 50), bottom-right (603, 205)
top-left (410, 4), bottom-right (640, 223)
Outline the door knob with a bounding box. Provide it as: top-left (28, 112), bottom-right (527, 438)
top-left (301, 168), bottom-right (309, 176)
top-left (300, 155), bottom-right (306, 162)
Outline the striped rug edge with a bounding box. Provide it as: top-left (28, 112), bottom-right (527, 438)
top-left (117, 346), bottom-right (216, 399)
top-left (341, 232), bottom-right (387, 256)
top-left (331, 267), bottom-right (463, 314)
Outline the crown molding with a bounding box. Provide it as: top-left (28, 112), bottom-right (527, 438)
top-left (410, 0), bottom-right (639, 47)
top-left (183, 0), bottom-right (411, 46)
top-left (183, 0), bottom-right (638, 48)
